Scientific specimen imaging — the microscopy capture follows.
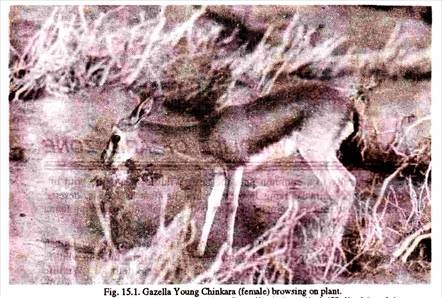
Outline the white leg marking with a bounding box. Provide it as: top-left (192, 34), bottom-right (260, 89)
top-left (197, 167), bottom-right (226, 256)
top-left (226, 166), bottom-right (244, 254)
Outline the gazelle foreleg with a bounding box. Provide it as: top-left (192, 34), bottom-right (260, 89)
top-left (226, 166), bottom-right (244, 254)
top-left (197, 166), bottom-right (226, 256)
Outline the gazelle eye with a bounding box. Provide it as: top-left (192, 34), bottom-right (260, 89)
top-left (111, 134), bottom-right (121, 145)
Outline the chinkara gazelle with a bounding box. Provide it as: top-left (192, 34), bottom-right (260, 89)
top-left (101, 81), bottom-right (356, 257)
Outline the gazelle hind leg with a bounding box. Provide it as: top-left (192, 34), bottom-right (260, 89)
top-left (226, 166), bottom-right (244, 254)
top-left (324, 155), bottom-right (355, 278)
top-left (297, 139), bottom-right (355, 278)
top-left (197, 167), bottom-right (226, 256)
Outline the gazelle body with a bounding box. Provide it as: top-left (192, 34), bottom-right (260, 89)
top-left (102, 81), bottom-right (356, 257)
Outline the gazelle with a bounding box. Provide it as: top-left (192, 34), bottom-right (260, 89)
top-left (101, 80), bottom-right (356, 257)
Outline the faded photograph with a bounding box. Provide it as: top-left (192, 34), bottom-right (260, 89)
top-left (9, 5), bottom-right (431, 284)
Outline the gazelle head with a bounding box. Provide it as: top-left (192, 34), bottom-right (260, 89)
top-left (101, 97), bottom-right (153, 167)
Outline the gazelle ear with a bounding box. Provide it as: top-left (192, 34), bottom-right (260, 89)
top-left (128, 97), bottom-right (153, 126)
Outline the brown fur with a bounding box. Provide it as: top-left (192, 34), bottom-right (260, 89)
top-left (201, 81), bottom-right (353, 165)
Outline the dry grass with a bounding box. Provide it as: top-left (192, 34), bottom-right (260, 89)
top-left (11, 6), bottom-right (429, 103)
top-left (91, 206), bottom-right (198, 284)
top-left (10, 6), bottom-right (224, 100)
top-left (336, 164), bottom-right (431, 282)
